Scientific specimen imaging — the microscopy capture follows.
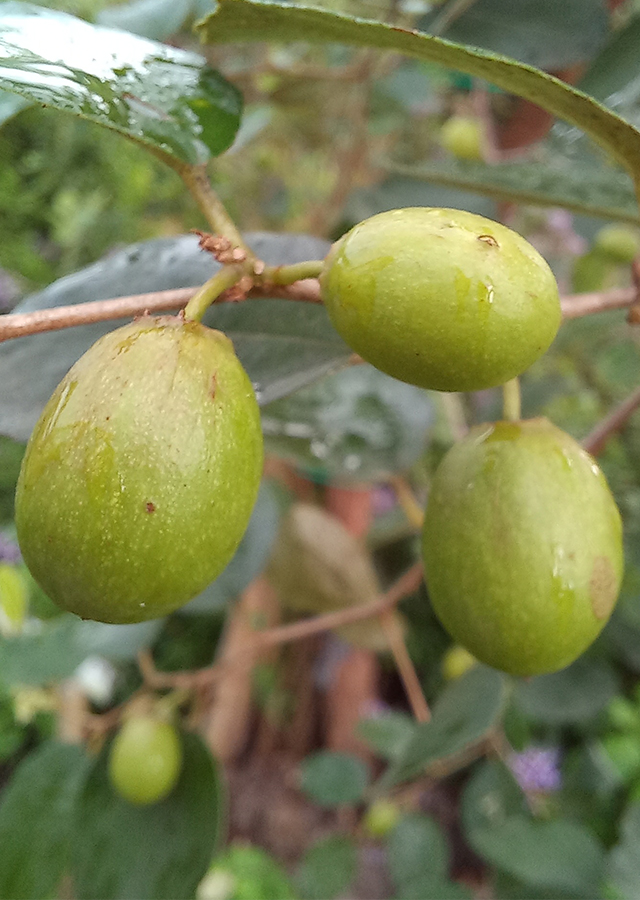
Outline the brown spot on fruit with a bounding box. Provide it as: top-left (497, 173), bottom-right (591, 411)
top-left (478, 234), bottom-right (498, 247)
top-left (210, 373), bottom-right (217, 400)
top-left (145, 502), bottom-right (156, 514)
top-left (590, 556), bottom-right (617, 619)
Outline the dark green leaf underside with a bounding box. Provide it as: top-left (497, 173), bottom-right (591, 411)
top-left (199, 0), bottom-right (640, 174)
top-left (0, 232), bottom-right (343, 442)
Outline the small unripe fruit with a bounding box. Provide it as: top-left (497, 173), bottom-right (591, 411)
top-left (109, 716), bottom-right (182, 805)
top-left (320, 208), bottom-right (561, 393)
top-left (440, 116), bottom-right (483, 161)
top-left (15, 316), bottom-right (263, 624)
top-left (441, 644), bottom-right (477, 681)
top-left (422, 418), bottom-right (623, 676)
top-left (593, 225), bottom-right (640, 264)
top-left (363, 800), bottom-right (402, 838)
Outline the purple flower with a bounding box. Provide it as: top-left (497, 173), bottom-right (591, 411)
top-left (0, 535), bottom-right (21, 565)
top-left (508, 746), bottom-right (562, 793)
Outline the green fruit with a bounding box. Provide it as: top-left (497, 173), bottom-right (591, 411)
top-left (593, 225), bottom-right (640, 264)
top-left (441, 644), bottom-right (477, 681)
top-left (320, 208), bottom-right (561, 392)
top-left (109, 716), bottom-right (182, 805)
top-left (422, 418), bottom-right (623, 676)
top-left (362, 800), bottom-right (401, 838)
top-left (440, 115), bottom-right (483, 161)
top-left (15, 316), bottom-right (263, 624)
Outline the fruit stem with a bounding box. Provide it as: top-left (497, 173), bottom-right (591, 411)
top-left (179, 164), bottom-right (255, 262)
top-left (261, 260), bottom-right (325, 285)
top-left (184, 264), bottom-right (247, 322)
top-left (502, 377), bottom-right (522, 422)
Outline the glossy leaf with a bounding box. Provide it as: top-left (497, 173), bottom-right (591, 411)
top-left (72, 731), bottom-right (224, 900)
top-left (296, 835), bottom-right (356, 900)
top-left (514, 656), bottom-right (619, 725)
top-left (380, 158), bottom-right (639, 225)
top-left (199, 0), bottom-right (640, 175)
top-left (422, 0), bottom-right (608, 71)
top-left (299, 751), bottom-right (369, 807)
top-left (262, 364), bottom-right (433, 483)
top-left (380, 666), bottom-right (507, 788)
top-left (0, 3), bottom-right (241, 165)
top-left (0, 741), bottom-right (90, 900)
top-left (97, 0), bottom-right (193, 41)
top-left (0, 232), bottom-right (342, 442)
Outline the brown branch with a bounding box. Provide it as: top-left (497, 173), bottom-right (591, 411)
top-left (379, 608), bottom-right (430, 722)
top-left (0, 279), bottom-right (322, 343)
top-left (582, 383), bottom-right (640, 456)
top-left (135, 562), bottom-right (424, 692)
top-left (560, 286), bottom-right (636, 319)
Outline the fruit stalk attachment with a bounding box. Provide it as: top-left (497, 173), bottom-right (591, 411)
top-left (502, 377), bottom-right (521, 422)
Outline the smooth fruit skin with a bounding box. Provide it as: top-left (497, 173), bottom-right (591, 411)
top-left (108, 716), bottom-right (182, 805)
top-left (422, 418), bottom-right (623, 676)
top-left (440, 116), bottom-right (483, 161)
top-left (15, 316), bottom-right (263, 624)
top-left (594, 225), bottom-right (640, 264)
top-left (320, 208), bottom-right (561, 392)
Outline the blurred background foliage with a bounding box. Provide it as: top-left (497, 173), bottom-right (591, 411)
top-left (4, 0), bottom-right (640, 898)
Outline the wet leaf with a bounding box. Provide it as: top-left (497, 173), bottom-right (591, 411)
top-left (0, 3), bottom-right (241, 164)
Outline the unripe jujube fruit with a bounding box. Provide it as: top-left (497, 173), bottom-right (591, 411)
top-left (440, 116), bottom-right (484, 161)
top-left (15, 316), bottom-right (263, 624)
top-left (109, 716), bottom-right (182, 805)
top-left (594, 225), bottom-right (640, 264)
top-left (320, 208), bottom-right (561, 392)
top-left (422, 418), bottom-right (623, 676)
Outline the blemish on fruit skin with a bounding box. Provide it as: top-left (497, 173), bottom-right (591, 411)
top-left (478, 234), bottom-right (499, 248)
top-left (590, 556), bottom-right (618, 619)
top-left (145, 502), bottom-right (156, 513)
top-left (210, 373), bottom-right (217, 400)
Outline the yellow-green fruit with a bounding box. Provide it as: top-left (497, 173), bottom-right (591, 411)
top-left (109, 716), bottom-right (182, 805)
top-left (594, 225), bottom-right (640, 264)
top-left (363, 800), bottom-right (402, 838)
top-left (422, 418), bottom-right (623, 676)
top-left (320, 208), bottom-right (561, 393)
top-left (440, 116), bottom-right (483, 161)
top-left (15, 316), bottom-right (263, 624)
top-left (441, 645), bottom-right (477, 681)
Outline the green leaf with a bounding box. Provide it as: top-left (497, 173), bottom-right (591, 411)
top-left (97, 0), bottom-right (193, 41)
top-left (0, 3), bottom-right (241, 165)
top-left (0, 615), bottom-right (164, 686)
top-left (468, 816), bottom-right (605, 896)
top-left (356, 710), bottom-right (416, 761)
top-left (396, 877), bottom-right (472, 900)
top-left (0, 233), bottom-right (344, 442)
top-left (182, 480), bottom-right (281, 614)
top-left (380, 158), bottom-right (639, 225)
top-left (422, 0), bottom-right (608, 71)
top-left (299, 751), bottom-right (369, 807)
top-left (199, 0), bottom-right (640, 175)
top-left (296, 835), bottom-right (356, 900)
top-left (463, 762), bottom-right (604, 896)
top-left (262, 364), bottom-right (433, 483)
top-left (387, 813), bottom-right (449, 893)
top-left (72, 731), bottom-right (224, 900)
top-left (381, 666), bottom-right (507, 788)
top-left (606, 804), bottom-right (640, 900)
top-left (579, 14), bottom-right (640, 104)
top-left (0, 617), bottom-right (87, 685)
top-left (0, 741), bottom-right (90, 900)
top-left (514, 656), bottom-right (619, 725)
